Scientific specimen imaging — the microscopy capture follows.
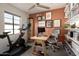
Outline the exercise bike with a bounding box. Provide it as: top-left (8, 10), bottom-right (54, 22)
top-left (0, 23), bottom-right (31, 56)
top-left (0, 31), bottom-right (27, 56)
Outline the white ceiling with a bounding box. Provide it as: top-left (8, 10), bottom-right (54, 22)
top-left (10, 3), bottom-right (66, 14)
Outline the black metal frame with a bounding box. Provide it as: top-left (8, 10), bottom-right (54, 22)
top-left (46, 20), bottom-right (53, 28)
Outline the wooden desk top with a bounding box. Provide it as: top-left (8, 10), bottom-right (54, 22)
top-left (30, 36), bottom-right (49, 41)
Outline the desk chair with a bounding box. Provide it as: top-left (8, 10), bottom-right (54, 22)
top-left (46, 29), bottom-right (62, 52)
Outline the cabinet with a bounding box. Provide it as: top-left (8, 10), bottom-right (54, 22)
top-left (65, 34), bottom-right (79, 56)
top-left (64, 41), bottom-right (75, 56)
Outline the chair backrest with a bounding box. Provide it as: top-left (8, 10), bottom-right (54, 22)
top-left (52, 29), bottom-right (60, 37)
top-left (51, 29), bottom-right (60, 42)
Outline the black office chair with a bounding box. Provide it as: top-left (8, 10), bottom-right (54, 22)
top-left (46, 29), bottom-right (63, 52)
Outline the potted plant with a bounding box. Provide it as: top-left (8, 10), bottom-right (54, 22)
top-left (64, 24), bottom-right (71, 29)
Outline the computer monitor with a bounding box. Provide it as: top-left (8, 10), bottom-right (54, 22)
top-left (38, 27), bottom-right (45, 33)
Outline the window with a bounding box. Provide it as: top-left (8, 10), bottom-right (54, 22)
top-left (4, 12), bottom-right (20, 34)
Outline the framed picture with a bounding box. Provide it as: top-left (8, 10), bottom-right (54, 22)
top-left (38, 20), bottom-right (45, 27)
top-left (38, 16), bottom-right (42, 20)
top-left (53, 19), bottom-right (60, 27)
top-left (46, 20), bottom-right (53, 28)
top-left (42, 16), bottom-right (45, 20)
top-left (46, 12), bottom-right (52, 20)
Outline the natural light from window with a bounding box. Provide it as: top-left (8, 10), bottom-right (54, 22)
top-left (4, 12), bottom-right (20, 34)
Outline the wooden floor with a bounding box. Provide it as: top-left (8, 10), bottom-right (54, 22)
top-left (21, 43), bottom-right (68, 56)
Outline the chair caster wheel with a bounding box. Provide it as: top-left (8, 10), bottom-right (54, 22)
top-left (53, 50), bottom-right (55, 52)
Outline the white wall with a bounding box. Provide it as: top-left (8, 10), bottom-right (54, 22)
top-left (0, 3), bottom-right (29, 53)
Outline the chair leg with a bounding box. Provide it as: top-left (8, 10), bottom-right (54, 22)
top-left (51, 45), bottom-right (56, 52)
top-left (54, 45), bottom-right (60, 49)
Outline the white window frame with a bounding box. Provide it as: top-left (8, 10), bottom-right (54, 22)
top-left (4, 11), bottom-right (20, 34)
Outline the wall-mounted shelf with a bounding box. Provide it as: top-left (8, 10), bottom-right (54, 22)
top-left (65, 34), bottom-right (79, 46)
top-left (65, 28), bottom-right (79, 32)
top-left (64, 3), bottom-right (79, 19)
top-left (64, 3), bottom-right (79, 28)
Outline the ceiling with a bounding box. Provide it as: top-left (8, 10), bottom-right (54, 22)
top-left (10, 3), bottom-right (66, 14)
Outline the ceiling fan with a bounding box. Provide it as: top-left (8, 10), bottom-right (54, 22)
top-left (28, 3), bottom-right (50, 10)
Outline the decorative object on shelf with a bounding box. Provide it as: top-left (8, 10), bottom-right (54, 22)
top-left (38, 21), bottom-right (45, 27)
top-left (53, 19), bottom-right (60, 28)
top-left (38, 16), bottom-right (42, 20)
top-left (46, 20), bottom-right (53, 28)
top-left (46, 12), bottom-right (52, 20)
top-left (71, 23), bottom-right (76, 28)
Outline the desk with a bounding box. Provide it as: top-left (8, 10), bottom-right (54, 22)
top-left (30, 36), bottom-right (49, 56)
top-left (31, 36), bottom-right (49, 41)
